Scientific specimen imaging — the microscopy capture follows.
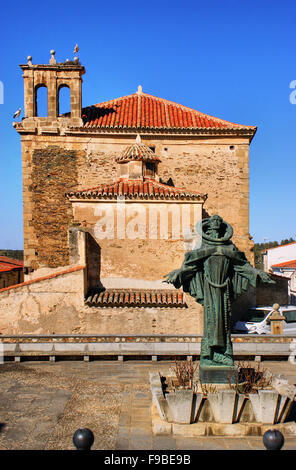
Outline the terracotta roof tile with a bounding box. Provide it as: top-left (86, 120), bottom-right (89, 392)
top-left (66, 179), bottom-right (207, 201)
top-left (80, 92), bottom-right (256, 133)
top-left (0, 257), bottom-right (23, 273)
top-left (115, 142), bottom-right (161, 164)
top-left (0, 265), bottom-right (85, 293)
top-left (0, 256), bottom-right (23, 266)
top-left (85, 289), bottom-right (186, 308)
top-left (272, 260), bottom-right (296, 268)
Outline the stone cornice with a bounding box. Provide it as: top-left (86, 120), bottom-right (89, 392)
top-left (66, 125), bottom-right (257, 140)
top-left (20, 64), bottom-right (85, 72)
top-left (13, 122), bottom-right (256, 142)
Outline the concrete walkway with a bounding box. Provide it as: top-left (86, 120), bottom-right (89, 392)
top-left (0, 360), bottom-right (295, 450)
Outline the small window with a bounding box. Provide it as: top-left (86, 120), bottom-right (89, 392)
top-left (146, 162), bottom-right (155, 171)
top-left (149, 146), bottom-right (156, 153)
top-left (145, 161), bottom-right (155, 177)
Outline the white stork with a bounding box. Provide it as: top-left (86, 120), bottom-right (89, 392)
top-left (13, 108), bottom-right (21, 119)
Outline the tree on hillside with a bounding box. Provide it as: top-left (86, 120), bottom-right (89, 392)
top-left (0, 250), bottom-right (23, 261)
top-left (254, 237), bottom-right (295, 269)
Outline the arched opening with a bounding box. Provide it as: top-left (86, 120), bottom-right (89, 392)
top-left (35, 85), bottom-right (48, 117)
top-left (58, 85), bottom-right (71, 116)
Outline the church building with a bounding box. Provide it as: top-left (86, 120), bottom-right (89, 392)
top-left (2, 49), bottom-right (259, 336)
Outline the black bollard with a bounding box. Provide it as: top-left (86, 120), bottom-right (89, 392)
top-left (73, 428), bottom-right (94, 450)
top-left (263, 429), bottom-right (285, 450)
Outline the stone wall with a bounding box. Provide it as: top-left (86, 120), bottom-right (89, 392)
top-left (0, 269), bottom-right (23, 289)
top-left (21, 134), bottom-right (254, 272)
top-left (24, 146), bottom-right (81, 269)
top-left (155, 140), bottom-right (251, 255)
top-left (70, 200), bottom-right (203, 281)
top-left (75, 137), bottom-right (252, 261)
top-left (0, 335), bottom-right (294, 362)
top-left (0, 265), bottom-right (203, 335)
top-left (81, 294), bottom-right (202, 336)
top-left (256, 274), bottom-right (289, 307)
top-left (0, 267), bottom-right (85, 334)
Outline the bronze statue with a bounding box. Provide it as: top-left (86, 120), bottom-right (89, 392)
top-left (164, 215), bottom-right (274, 382)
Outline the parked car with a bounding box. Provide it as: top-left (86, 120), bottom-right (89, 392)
top-left (233, 305), bottom-right (296, 334)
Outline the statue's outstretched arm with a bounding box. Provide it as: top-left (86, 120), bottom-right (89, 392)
top-left (256, 269), bottom-right (276, 284)
top-left (234, 260), bottom-right (276, 286)
top-left (163, 269), bottom-right (181, 285)
top-left (163, 250), bottom-right (203, 288)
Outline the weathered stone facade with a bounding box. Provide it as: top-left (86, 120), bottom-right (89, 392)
top-left (18, 136), bottom-right (254, 273)
top-left (31, 146), bottom-right (79, 268)
top-left (0, 270), bottom-right (22, 290)
top-left (14, 52), bottom-right (256, 274)
top-left (0, 262), bottom-right (203, 335)
top-left (0, 267), bottom-right (85, 334)
top-left (9, 51), bottom-right (260, 335)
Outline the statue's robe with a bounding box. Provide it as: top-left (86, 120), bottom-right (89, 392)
top-left (166, 240), bottom-right (261, 360)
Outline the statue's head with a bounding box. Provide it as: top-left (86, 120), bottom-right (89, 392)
top-left (195, 214), bottom-right (233, 245)
top-left (209, 215), bottom-right (223, 232)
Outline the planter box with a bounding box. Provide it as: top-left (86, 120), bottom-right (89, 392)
top-left (149, 372), bottom-right (296, 425)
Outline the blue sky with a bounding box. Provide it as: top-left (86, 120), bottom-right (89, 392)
top-left (0, 0), bottom-right (295, 249)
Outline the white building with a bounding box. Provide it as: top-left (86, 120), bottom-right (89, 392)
top-left (263, 242), bottom-right (296, 271)
top-left (271, 259), bottom-right (296, 305)
top-left (263, 242), bottom-right (296, 305)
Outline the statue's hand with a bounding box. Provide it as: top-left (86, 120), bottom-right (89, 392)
top-left (258, 271), bottom-right (276, 284)
top-left (163, 270), bottom-right (180, 284)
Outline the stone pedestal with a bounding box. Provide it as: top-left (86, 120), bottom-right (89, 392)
top-left (199, 364), bottom-right (238, 384)
top-left (269, 304), bottom-right (285, 335)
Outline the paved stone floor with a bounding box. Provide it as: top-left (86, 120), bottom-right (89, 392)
top-left (0, 359), bottom-right (296, 451)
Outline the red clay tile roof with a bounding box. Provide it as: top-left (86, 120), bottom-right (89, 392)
top-left (272, 260), bottom-right (296, 268)
top-left (0, 265), bottom-right (85, 293)
top-left (115, 142), bottom-right (161, 164)
top-left (66, 179), bottom-right (207, 201)
top-left (85, 289), bottom-right (186, 307)
top-left (80, 92), bottom-right (257, 134)
top-left (0, 257), bottom-right (23, 273)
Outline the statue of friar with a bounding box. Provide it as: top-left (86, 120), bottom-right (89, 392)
top-left (164, 215), bottom-right (275, 382)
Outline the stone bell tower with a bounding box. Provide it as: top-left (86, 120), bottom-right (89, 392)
top-left (17, 50), bottom-right (85, 133)
top-left (14, 49), bottom-right (86, 273)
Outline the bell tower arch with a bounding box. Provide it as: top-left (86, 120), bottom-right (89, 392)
top-left (19, 50), bottom-right (85, 130)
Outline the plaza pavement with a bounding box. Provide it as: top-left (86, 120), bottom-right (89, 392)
top-left (0, 359), bottom-right (295, 451)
